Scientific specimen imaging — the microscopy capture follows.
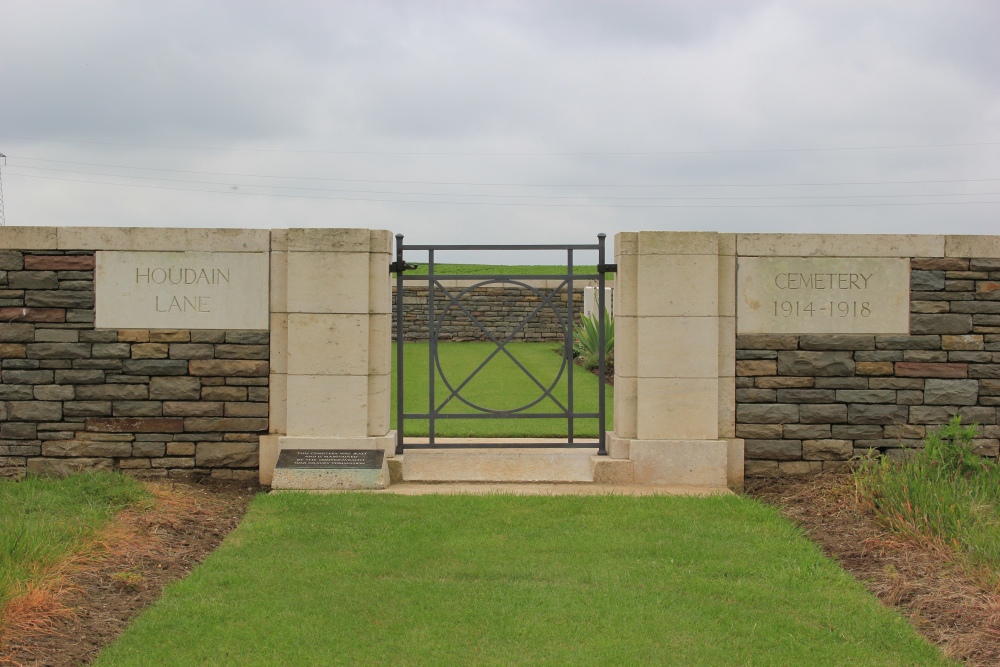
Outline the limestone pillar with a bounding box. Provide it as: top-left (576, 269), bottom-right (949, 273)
top-left (260, 228), bottom-right (394, 485)
top-left (610, 231), bottom-right (739, 487)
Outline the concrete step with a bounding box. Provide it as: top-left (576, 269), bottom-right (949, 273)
top-left (400, 447), bottom-right (601, 483)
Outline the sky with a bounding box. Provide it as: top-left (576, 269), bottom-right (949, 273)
top-left (0, 1), bottom-right (998, 262)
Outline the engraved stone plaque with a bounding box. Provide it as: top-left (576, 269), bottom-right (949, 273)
top-left (276, 449), bottom-right (384, 470)
top-left (737, 257), bottom-right (910, 334)
top-left (95, 251), bottom-right (268, 329)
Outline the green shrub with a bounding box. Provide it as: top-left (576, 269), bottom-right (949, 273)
top-left (855, 416), bottom-right (1000, 578)
top-left (572, 313), bottom-right (614, 371)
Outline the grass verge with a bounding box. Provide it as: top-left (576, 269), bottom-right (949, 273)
top-left (392, 341), bottom-right (613, 437)
top-left (855, 417), bottom-right (1000, 583)
top-left (94, 493), bottom-right (948, 666)
top-left (0, 472), bottom-right (149, 614)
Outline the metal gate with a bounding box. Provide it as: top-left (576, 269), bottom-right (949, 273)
top-left (391, 234), bottom-right (615, 456)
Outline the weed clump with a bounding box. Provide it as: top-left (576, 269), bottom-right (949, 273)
top-left (855, 417), bottom-right (1000, 580)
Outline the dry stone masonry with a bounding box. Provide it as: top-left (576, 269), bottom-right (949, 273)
top-left (737, 256), bottom-right (1000, 476)
top-left (0, 249), bottom-right (268, 480)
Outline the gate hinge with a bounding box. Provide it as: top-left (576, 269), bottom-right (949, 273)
top-left (390, 261), bottom-right (419, 274)
top-left (598, 263), bottom-right (618, 274)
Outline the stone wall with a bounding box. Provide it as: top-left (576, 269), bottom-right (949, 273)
top-left (392, 285), bottom-right (585, 342)
top-left (737, 256), bottom-right (1000, 475)
top-left (0, 250), bottom-right (268, 481)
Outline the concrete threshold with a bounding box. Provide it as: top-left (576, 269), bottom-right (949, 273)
top-left (402, 438), bottom-right (599, 445)
top-left (276, 483), bottom-right (733, 497)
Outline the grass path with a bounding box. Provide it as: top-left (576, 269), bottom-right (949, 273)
top-left (392, 341), bottom-right (613, 438)
top-left (95, 493), bottom-right (948, 666)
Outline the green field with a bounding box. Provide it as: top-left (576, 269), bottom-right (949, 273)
top-left (391, 341), bottom-right (612, 437)
top-left (407, 263), bottom-right (612, 277)
top-left (94, 493), bottom-right (949, 666)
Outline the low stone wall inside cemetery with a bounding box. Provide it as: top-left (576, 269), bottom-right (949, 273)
top-left (392, 284), bottom-right (587, 341)
top-left (0, 230), bottom-right (270, 481)
top-left (737, 251), bottom-right (1000, 476)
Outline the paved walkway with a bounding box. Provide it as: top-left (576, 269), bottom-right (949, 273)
top-left (282, 483), bottom-right (733, 496)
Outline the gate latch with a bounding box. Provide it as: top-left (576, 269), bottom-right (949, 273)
top-left (598, 263), bottom-right (618, 274)
top-left (390, 261), bottom-right (419, 274)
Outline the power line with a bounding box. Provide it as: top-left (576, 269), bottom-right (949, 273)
top-left (8, 165), bottom-right (1000, 202)
top-left (8, 171), bottom-right (1000, 209)
top-left (2, 135), bottom-right (999, 156)
top-left (9, 155), bottom-right (1000, 189)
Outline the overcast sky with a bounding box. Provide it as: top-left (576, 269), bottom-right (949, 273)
top-left (1, 1), bottom-right (998, 261)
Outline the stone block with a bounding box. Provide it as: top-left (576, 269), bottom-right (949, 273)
top-left (895, 362), bottom-right (967, 378)
top-left (58, 227), bottom-right (269, 252)
top-left (835, 390), bottom-right (897, 404)
top-left (91, 343), bottom-right (131, 358)
top-left (24, 255), bottom-right (95, 270)
top-left (148, 376), bottom-right (201, 400)
top-left (737, 360), bottom-right (776, 376)
top-left (969, 365), bottom-right (1000, 379)
top-left (54, 369), bottom-right (104, 384)
top-left (911, 314), bottom-right (973, 335)
top-left (131, 343), bottom-right (169, 359)
top-left (802, 439), bottom-right (853, 461)
top-left (800, 404), bottom-right (848, 424)
top-left (774, 388), bottom-right (836, 403)
top-left (2, 423), bottom-right (36, 439)
top-left (591, 456), bottom-right (634, 484)
top-left (923, 379), bottom-right (979, 405)
top-left (7, 401), bottom-right (62, 421)
top-left (783, 424), bottom-right (832, 439)
top-left (169, 344), bottom-right (216, 360)
top-left (183, 417), bottom-right (267, 434)
top-left (943, 335), bottom-right (984, 351)
top-left (42, 440), bottom-right (132, 457)
top-left (798, 335), bottom-right (875, 351)
top-left (744, 439), bottom-right (801, 461)
top-left (911, 271), bottom-right (945, 291)
top-left (637, 255), bottom-right (718, 317)
top-left (76, 384), bottom-right (148, 400)
top-left (189, 359), bottom-right (268, 377)
top-left (737, 233), bottom-right (944, 258)
top-left (735, 423), bottom-right (783, 439)
top-left (736, 388), bottom-right (775, 403)
top-left (8, 271), bottom-right (58, 290)
top-left (287, 251), bottom-right (371, 314)
top-left (63, 401), bottom-right (112, 417)
top-left (736, 403), bottom-right (799, 424)
top-left (0, 324), bottom-right (35, 342)
top-left (25, 290), bottom-right (94, 308)
top-left (0, 343), bottom-right (26, 358)
top-left (224, 401), bottom-right (269, 417)
top-left (85, 417), bottom-right (184, 433)
top-left (122, 359), bottom-right (188, 376)
top-left (856, 362), bottom-right (894, 376)
top-left (112, 401), bottom-right (162, 417)
top-left (848, 404), bottom-right (908, 425)
top-left (1, 370), bottom-right (52, 385)
top-left (636, 378), bottom-right (718, 440)
top-left (27, 457), bottom-right (113, 477)
top-left (745, 460), bottom-right (779, 476)
top-left (0, 251), bottom-right (24, 270)
top-left (0, 308), bottom-right (65, 323)
top-left (195, 442), bottom-right (258, 467)
top-left (26, 343), bottom-right (91, 359)
top-left (629, 439), bottom-right (728, 486)
top-left (635, 316), bottom-right (718, 378)
top-left (33, 385), bottom-right (74, 401)
top-left (287, 313), bottom-right (369, 376)
top-left (736, 334), bottom-right (799, 350)
top-left (778, 461), bottom-right (823, 475)
top-left (163, 401), bottom-right (223, 417)
top-left (777, 351), bottom-right (855, 377)
top-left (755, 376), bottom-right (814, 388)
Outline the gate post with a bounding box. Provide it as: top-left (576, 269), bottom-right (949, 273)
top-left (609, 231), bottom-right (742, 489)
top-left (261, 228), bottom-right (394, 488)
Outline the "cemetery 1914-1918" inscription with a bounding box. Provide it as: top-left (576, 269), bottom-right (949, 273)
top-left (737, 257), bottom-right (910, 334)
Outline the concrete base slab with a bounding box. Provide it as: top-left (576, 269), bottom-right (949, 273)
top-left (275, 483), bottom-right (732, 496)
top-left (402, 448), bottom-right (599, 483)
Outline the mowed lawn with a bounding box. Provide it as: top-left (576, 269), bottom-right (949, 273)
top-left (95, 493), bottom-right (948, 666)
top-left (392, 341), bottom-right (613, 438)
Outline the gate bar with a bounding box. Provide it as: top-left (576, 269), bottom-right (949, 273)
top-left (395, 234), bottom-right (405, 455)
top-left (597, 233), bottom-right (608, 456)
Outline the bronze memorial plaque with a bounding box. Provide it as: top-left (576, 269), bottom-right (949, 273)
top-left (276, 449), bottom-right (384, 469)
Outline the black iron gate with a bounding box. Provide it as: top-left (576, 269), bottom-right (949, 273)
top-left (391, 235), bottom-right (615, 455)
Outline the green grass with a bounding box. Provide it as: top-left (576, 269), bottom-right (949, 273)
top-left (408, 263), bottom-right (613, 277)
top-left (95, 493), bottom-right (949, 666)
top-left (391, 341), bottom-right (612, 438)
top-left (0, 472), bottom-right (150, 609)
top-left (855, 417), bottom-right (1000, 581)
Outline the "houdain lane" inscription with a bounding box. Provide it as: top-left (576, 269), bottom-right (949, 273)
top-left (95, 251), bottom-right (269, 330)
